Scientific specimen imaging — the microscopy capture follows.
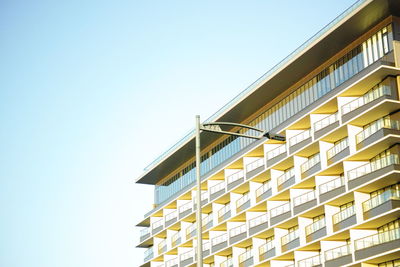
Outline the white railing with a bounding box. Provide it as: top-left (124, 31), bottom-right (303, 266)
top-left (327, 138), bottom-right (348, 159)
top-left (203, 241), bottom-right (210, 251)
top-left (152, 219), bottom-right (163, 230)
top-left (314, 112), bottom-right (338, 132)
top-left (289, 129), bottom-right (311, 147)
top-left (305, 218), bottom-right (325, 235)
top-left (144, 246), bottom-right (154, 261)
top-left (325, 244), bottom-right (351, 261)
top-left (347, 154), bottom-right (399, 180)
top-left (165, 257), bottom-right (178, 267)
top-left (300, 153), bottom-right (320, 173)
top-left (211, 233), bottom-right (228, 246)
top-left (281, 229), bottom-right (299, 245)
top-left (246, 158), bottom-right (264, 172)
top-left (298, 254), bottom-right (321, 267)
top-left (171, 231), bottom-right (181, 246)
top-left (267, 144), bottom-right (286, 160)
top-left (355, 228), bottom-right (400, 250)
top-left (185, 223), bottom-right (196, 237)
top-left (180, 249), bottom-right (194, 261)
top-left (333, 205), bottom-right (355, 224)
top-left (293, 190), bottom-right (316, 206)
top-left (229, 224), bottom-right (247, 237)
top-left (255, 180), bottom-right (271, 198)
top-left (220, 257), bottom-right (233, 267)
top-left (179, 201), bottom-right (192, 213)
top-left (202, 213), bottom-right (213, 226)
top-left (158, 239), bottom-right (167, 253)
top-left (227, 170), bottom-right (244, 184)
top-left (270, 202), bottom-right (291, 218)
top-left (356, 118), bottom-right (400, 144)
top-left (277, 167), bottom-right (295, 186)
top-left (249, 213), bottom-right (268, 228)
top-left (259, 239), bottom-right (274, 255)
top-left (140, 227), bottom-right (149, 238)
top-left (238, 249), bottom-right (252, 263)
top-left (218, 204), bottom-right (231, 219)
top-left (210, 181), bottom-right (225, 194)
top-left (165, 210), bottom-right (177, 222)
top-left (236, 193), bottom-right (250, 209)
top-left (319, 176), bottom-right (344, 194)
top-left (362, 189), bottom-right (400, 211)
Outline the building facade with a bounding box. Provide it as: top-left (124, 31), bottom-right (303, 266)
top-left (136, 0), bottom-right (400, 266)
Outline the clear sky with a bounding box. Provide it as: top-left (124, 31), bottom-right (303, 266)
top-left (0, 1), bottom-right (357, 266)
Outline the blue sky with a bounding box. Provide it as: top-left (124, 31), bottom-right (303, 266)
top-left (0, 1), bottom-right (357, 266)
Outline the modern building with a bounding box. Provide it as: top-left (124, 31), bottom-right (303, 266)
top-left (136, 0), bottom-right (400, 266)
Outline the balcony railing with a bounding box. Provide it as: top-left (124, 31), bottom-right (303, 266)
top-left (325, 244), bottom-right (351, 261)
top-left (185, 223), bottom-right (196, 238)
top-left (354, 228), bottom-right (400, 250)
top-left (218, 204), bottom-right (231, 219)
top-left (171, 231), bottom-right (181, 246)
top-left (158, 239), bottom-right (167, 254)
top-left (259, 239), bottom-right (274, 255)
top-left (140, 227), bottom-right (149, 238)
top-left (179, 201), bottom-right (192, 214)
top-left (246, 158), bottom-right (264, 172)
top-left (165, 210), bottom-right (177, 222)
top-left (333, 205), bottom-right (355, 224)
top-left (300, 153), bottom-right (320, 173)
top-left (249, 213), bottom-right (268, 228)
top-left (314, 112), bottom-right (338, 132)
top-left (281, 229), bottom-right (299, 245)
top-left (305, 218), bottom-right (325, 236)
top-left (202, 213), bottom-right (213, 227)
top-left (255, 180), bottom-right (271, 198)
top-left (165, 257), bottom-right (178, 267)
top-left (211, 233), bottom-right (228, 246)
top-left (210, 181), bottom-right (225, 195)
top-left (362, 189), bottom-right (400, 212)
top-left (144, 247), bottom-right (154, 261)
top-left (289, 129), bottom-right (311, 147)
top-left (152, 219), bottom-right (163, 230)
top-left (180, 249), bottom-right (194, 261)
top-left (327, 138), bottom-right (348, 159)
top-left (341, 83), bottom-right (392, 115)
top-left (356, 118), bottom-right (400, 144)
top-left (270, 202), bottom-right (291, 218)
top-left (266, 144), bottom-right (286, 160)
top-left (293, 190), bottom-right (316, 207)
top-left (220, 258), bottom-right (233, 267)
top-left (229, 224), bottom-right (247, 237)
top-left (227, 170), bottom-right (244, 184)
top-left (236, 193), bottom-right (250, 210)
top-left (298, 254), bottom-right (322, 267)
top-left (277, 167), bottom-right (295, 186)
top-left (238, 250), bottom-right (252, 264)
top-left (319, 176), bottom-right (344, 194)
top-left (203, 241), bottom-right (210, 251)
top-left (347, 154), bottom-right (399, 181)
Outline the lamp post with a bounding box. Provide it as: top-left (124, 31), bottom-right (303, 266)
top-left (195, 115), bottom-right (285, 267)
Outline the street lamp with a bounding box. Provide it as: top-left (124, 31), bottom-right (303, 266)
top-left (195, 115), bottom-right (285, 266)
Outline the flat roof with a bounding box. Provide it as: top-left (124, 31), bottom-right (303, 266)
top-left (136, 0), bottom-right (400, 185)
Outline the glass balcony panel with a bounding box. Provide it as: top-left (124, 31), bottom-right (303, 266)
top-left (314, 112), bottom-right (338, 132)
top-left (165, 257), bottom-right (178, 267)
top-left (220, 258), bottom-right (233, 267)
top-left (267, 144), bottom-right (286, 160)
top-left (259, 240), bottom-right (274, 255)
top-left (246, 158), bottom-right (264, 172)
top-left (333, 205), bottom-right (355, 224)
top-left (362, 189), bottom-right (400, 211)
top-left (281, 230), bottom-right (299, 245)
top-left (249, 214), bottom-right (268, 228)
top-left (319, 176), bottom-right (344, 194)
top-left (355, 228), bottom-right (400, 250)
top-left (347, 154), bottom-right (399, 180)
top-left (211, 233), bottom-right (228, 246)
top-left (238, 250), bottom-right (252, 263)
top-left (300, 153), bottom-right (320, 173)
top-left (298, 254), bottom-right (321, 267)
top-left (227, 170), bottom-right (244, 184)
top-left (144, 247), bottom-right (154, 261)
top-left (293, 191), bottom-right (316, 206)
top-left (152, 219), bottom-right (164, 230)
top-left (289, 129), bottom-right (311, 147)
top-left (218, 204), bottom-right (231, 218)
top-left (165, 210), bottom-right (177, 222)
top-left (210, 181), bottom-right (225, 194)
top-left (229, 224), bottom-right (247, 237)
top-left (236, 193), bottom-right (250, 209)
top-left (277, 167), bottom-right (295, 186)
top-left (270, 202), bottom-right (291, 218)
top-left (356, 118), bottom-right (400, 144)
top-left (255, 180), bottom-right (271, 197)
top-left (305, 218), bottom-right (325, 235)
top-left (180, 249), bottom-right (194, 261)
top-left (327, 138), bottom-right (348, 159)
top-left (325, 244), bottom-right (351, 261)
top-left (179, 202), bottom-right (192, 213)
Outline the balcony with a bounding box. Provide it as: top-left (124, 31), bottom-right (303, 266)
top-left (211, 233), bottom-right (228, 253)
top-left (236, 193), bottom-right (251, 213)
top-left (227, 170), bottom-right (244, 191)
top-left (238, 250), bottom-right (253, 267)
top-left (341, 82), bottom-right (395, 123)
top-left (305, 218), bottom-right (326, 242)
top-left (220, 257), bottom-right (233, 267)
top-left (152, 218), bottom-right (164, 235)
top-left (293, 190), bottom-right (317, 215)
top-left (194, 191), bottom-right (209, 210)
top-left (179, 202), bottom-right (193, 219)
top-left (158, 239), bottom-right (167, 255)
top-left (319, 176), bottom-right (345, 202)
top-left (347, 154), bottom-right (400, 190)
top-left (218, 204), bottom-right (231, 223)
top-left (140, 227), bottom-right (150, 242)
top-left (258, 240), bottom-right (275, 262)
top-left (171, 231), bottom-right (181, 247)
top-left (165, 210), bottom-right (178, 227)
top-left (144, 247), bottom-right (154, 262)
top-left (246, 158), bottom-right (265, 178)
top-left (180, 249), bottom-right (195, 266)
top-left (203, 241), bottom-right (211, 257)
top-left (327, 138), bottom-right (349, 165)
top-left (354, 228), bottom-right (400, 260)
top-left (314, 112), bottom-right (339, 139)
top-left (362, 189), bottom-right (400, 220)
top-left (289, 129), bottom-right (312, 154)
top-left (281, 229), bottom-right (300, 252)
top-left (202, 213), bottom-right (213, 232)
top-left (298, 254), bottom-right (322, 267)
top-left (332, 205), bottom-right (356, 232)
top-left (229, 224), bottom-right (247, 244)
top-left (266, 144), bottom-right (287, 166)
top-left (185, 223), bottom-right (196, 240)
top-left (270, 202), bottom-right (291, 225)
top-left (255, 180), bottom-right (272, 202)
top-left (300, 153), bottom-right (321, 178)
top-left (324, 244), bottom-right (352, 267)
top-left (356, 118), bottom-right (400, 150)
top-left (249, 213), bottom-right (268, 235)
top-left (210, 181), bottom-right (226, 201)
top-left (165, 257), bottom-right (178, 267)
top-left (277, 167), bottom-right (295, 191)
